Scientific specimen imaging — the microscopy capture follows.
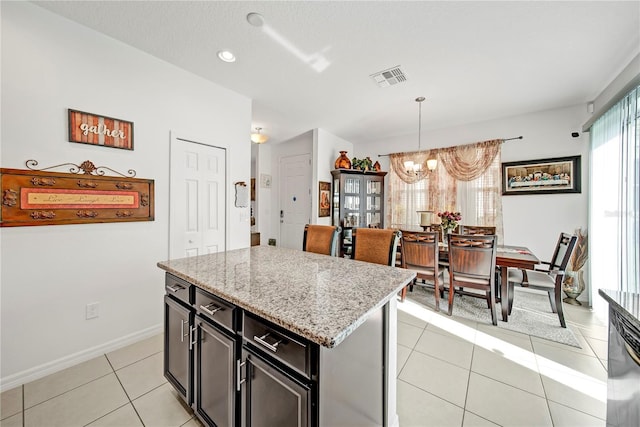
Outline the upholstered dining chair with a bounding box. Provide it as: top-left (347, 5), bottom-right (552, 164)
top-left (352, 228), bottom-right (401, 266)
top-left (458, 225), bottom-right (496, 236)
top-left (447, 233), bottom-right (498, 325)
top-left (302, 224), bottom-right (342, 256)
top-left (506, 232), bottom-right (577, 328)
top-left (399, 230), bottom-right (445, 310)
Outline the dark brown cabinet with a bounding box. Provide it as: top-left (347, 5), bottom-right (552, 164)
top-left (164, 277), bottom-right (194, 406)
top-left (194, 315), bottom-right (238, 427)
top-left (241, 349), bottom-right (311, 427)
top-left (331, 169), bottom-right (386, 257)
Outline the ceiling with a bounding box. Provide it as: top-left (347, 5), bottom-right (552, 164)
top-left (32, 1), bottom-right (640, 146)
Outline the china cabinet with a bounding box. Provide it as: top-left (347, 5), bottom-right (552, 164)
top-left (331, 169), bottom-right (386, 257)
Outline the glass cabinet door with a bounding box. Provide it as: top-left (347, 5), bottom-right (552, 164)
top-left (364, 177), bottom-right (382, 228)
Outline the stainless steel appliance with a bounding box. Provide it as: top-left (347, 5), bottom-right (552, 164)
top-left (601, 290), bottom-right (640, 427)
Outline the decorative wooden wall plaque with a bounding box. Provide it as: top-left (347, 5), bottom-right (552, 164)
top-left (1, 160), bottom-right (154, 227)
top-left (68, 109), bottom-right (134, 150)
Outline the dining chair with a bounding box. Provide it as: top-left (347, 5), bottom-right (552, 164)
top-left (302, 224), bottom-right (342, 256)
top-left (447, 233), bottom-right (498, 325)
top-left (352, 228), bottom-right (401, 266)
top-left (443, 225), bottom-right (496, 284)
top-left (506, 232), bottom-right (577, 328)
top-left (399, 230), bottom-right (445, 310)
top-left (458, 225), bottom-right (496, 235)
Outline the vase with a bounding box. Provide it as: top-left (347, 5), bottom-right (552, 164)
top-left (335, 151), bottom-right (351, 169)
top-left (442, 228), bottom-right (452, 246)
top-left (563, 269), bottom-right (586, 305)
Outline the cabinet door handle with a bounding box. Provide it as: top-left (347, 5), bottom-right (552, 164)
top-left (199, 303), bottom-right (223, 316)
top-left (254, 333), bottom-right (283, 353)
top-left (189, 326), bottom-right (196, 351)
top-left (180, 319), bottom-right (189, 343)
top-left (166, 283), bottom-right (184, 293)
top-left (237, 360), bottom-right (246, 392)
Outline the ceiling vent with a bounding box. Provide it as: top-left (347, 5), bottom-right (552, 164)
top-left (370, 66), bottom-right (407, 88)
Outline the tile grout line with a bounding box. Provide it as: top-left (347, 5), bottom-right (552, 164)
top-left (104, 351), bottom-right (146, 427)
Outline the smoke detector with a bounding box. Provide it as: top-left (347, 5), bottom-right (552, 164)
top-left (370, 66), bottom-right (407, 88)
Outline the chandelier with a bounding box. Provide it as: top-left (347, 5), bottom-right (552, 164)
top-left (250, 127), bottom-right (269, 144)
top-left (404, 97), bottom-right (437, 175)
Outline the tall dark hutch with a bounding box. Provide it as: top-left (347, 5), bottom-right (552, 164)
top-left (331, 169), bottom-right (386, 257)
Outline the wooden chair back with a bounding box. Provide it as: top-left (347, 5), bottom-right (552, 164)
top-left (458, 225), bottom-right (496, 236)
top-left (447, 233), bottom-right (499, 324)
top-left (352, 228), bottom-right (401, 266)
top-left (398, 230), bottom-right (444, 307)
top-left (303, 224), bottom-right (342, 256)
top-left (548, 232), bottom-right (577, 272)
top-left (400, 230), bottom-right (439, 271)
top-left (448, 234), bottom-right (497, 281)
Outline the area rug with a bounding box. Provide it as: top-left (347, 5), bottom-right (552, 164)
top-left (404, 285), bottom-right (582, 348)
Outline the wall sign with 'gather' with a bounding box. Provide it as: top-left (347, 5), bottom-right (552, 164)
top-left (68, 109), bottom-right (134, 150)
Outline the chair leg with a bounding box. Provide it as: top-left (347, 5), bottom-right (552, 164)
top-left (433, 280), bottom-right (440, 312)
top-left (553, 290), bottom-right (567, 328)
top-left (548, 290), bottom-right (558, 313)
top-left (447, 282), bottom-right (455, 316)
top-left (508, 280), bottom-right (514, 315)
top-left (488, 290), bottom-right (497, 326)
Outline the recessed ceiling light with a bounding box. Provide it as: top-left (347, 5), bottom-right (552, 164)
top-left (217, 50), bottom-right (236, 63)
top-left (246, 12), bottom-right (265, 27)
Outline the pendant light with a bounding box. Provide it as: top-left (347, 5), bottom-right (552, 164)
top-left (404, 97), bottom-right (437, 176)
top-left (251, 127), bottom-right (269, 144)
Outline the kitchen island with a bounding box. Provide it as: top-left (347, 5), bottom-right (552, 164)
top-left (158, 245), bottom-right (415, 427)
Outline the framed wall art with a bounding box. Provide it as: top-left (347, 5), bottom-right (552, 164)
top-left (502, 155), bottom-right (581, 195)
top-left (319, 181), bottom-right (331, 217)
top-left (1, 160), bottom-right (154, 227)
top-left (68, 109), bottom-right (134, 150)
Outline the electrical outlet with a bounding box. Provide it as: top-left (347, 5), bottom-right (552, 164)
top-left (86, 302), bottom-right (100, 319)
top-left (268, 238), bottom-right (276, 246)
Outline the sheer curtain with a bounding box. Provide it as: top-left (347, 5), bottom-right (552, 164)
top-left (388, 139), bottom-right (503, 242)
top-left (590, 85), bottom-right (639, 298)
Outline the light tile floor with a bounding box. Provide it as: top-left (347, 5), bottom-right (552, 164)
top-left (1, 299), bottom-right (608, 427)
top-left (396, 294), bottom-right (609, 427)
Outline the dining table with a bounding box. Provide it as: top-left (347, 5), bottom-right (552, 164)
top-left (437, 243), bottom-right (540, 322)
top-left (494, 246), bottom-right (540, 321)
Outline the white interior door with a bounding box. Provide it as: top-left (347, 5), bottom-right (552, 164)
top-left (279, 154), bottom-right (311, 250)
top-left (170, 134), bottom-right (226, 258)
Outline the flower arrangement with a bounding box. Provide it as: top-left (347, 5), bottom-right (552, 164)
top-left (437, 211), bottom-right (462, 232)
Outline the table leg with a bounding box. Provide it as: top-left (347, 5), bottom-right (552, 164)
top-left (500, 266), bottom-right (509, 322)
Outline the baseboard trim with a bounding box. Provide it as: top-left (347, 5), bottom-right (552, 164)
top-left (0, 324), bottom-right (163, 392)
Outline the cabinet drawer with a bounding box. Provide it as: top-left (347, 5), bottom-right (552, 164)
top-left (165, 274), bottom-right (192, 305)
top-left (194, 288), bottom-right (235, 333)
top-left (243, 313), bottom-right (310, 378)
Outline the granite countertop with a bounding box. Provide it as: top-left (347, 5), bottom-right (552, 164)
top-left (158, 246), bottom-right (416, 348)
top-left (599, 288), bottom-right (640, 328)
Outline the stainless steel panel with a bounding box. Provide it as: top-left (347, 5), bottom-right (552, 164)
top-left (241, 349), bottom-right (310, 427)
top-left (195, 317), bottom-right (236, 427)
top-left (243, 313), bottom-right (309, 378)
top-left (195, 287), bottom-right (235, 332)
top-left (606, 308), bottom-right (640, 427)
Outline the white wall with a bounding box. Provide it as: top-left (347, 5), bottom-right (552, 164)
top-left (0, 2), bottom-right (251, 388)
top-left (358, 104), bottom-right (590, 299)
top-left (313, 129), bottom-right (353, 225)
